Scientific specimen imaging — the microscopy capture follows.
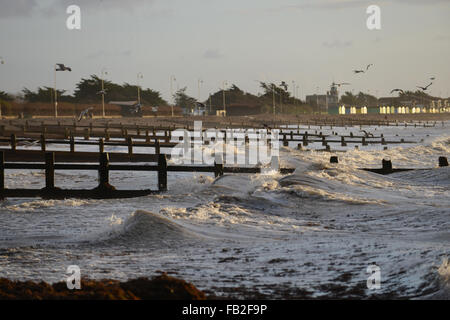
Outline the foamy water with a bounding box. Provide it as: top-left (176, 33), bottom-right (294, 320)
top-left (0, 122), bottom-right (449, 299)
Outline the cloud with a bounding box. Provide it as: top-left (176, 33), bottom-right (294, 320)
top-left (0, 0), bottom-right (159, 18)
top-left (203, 49), bottom-right (223, 59)
top-left (85, 50), bottom-right (132, 59)
top-left (238, 0), bottom-right (450, 15)
top-left (322, 40), bottom-right (353, 48)
top-left (0, 0), bottom-right (39, 18)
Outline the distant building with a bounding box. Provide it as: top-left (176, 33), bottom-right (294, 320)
top-left (225, 103), bottom-right (263, 116)
top-left (108, 101), bottom-right (142, 117)
top-left (305, 83), bottom-right (339, 113)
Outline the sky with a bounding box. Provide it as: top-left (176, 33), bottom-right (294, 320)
top-left (0, 0), bottom-right (449, 102)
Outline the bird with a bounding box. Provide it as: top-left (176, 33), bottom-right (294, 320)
top-left (390, 89), bottom-right (404, 94)
top-left (97, 89), bottom-right (107, 95)
top-left (353, 70), bottom-right (365, 74)
top-left (430, 77), bottom-right (436, 81)
top-left (77, 107), bottom-right (94, 121)
top-left (130, 104), bottom-right (142, 114)
top-left (360, 130), bottom-right (374, 138)
top-left (366, 64), bottom-right (373, 71)
top-left (335, 82), bottom-right (350, 87)
top-left (56, 63), bottom-right (72, 72)
top-left (417, 82), bottom-right (433, 91)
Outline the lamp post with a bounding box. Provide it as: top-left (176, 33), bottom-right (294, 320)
top-left (198, 79), bottom-right (203, 115)
top-left (272, 84), bottom-right (276, 115)
top-left (198, 79), bottom-right (203, 102)
top-left (101, 68), bottom-right (107, 118)
top-left (292, 80), bottom-right (296, 101)
top-left (54, 65), bottom-right (58, 117)
top-left (54, 63), bottom-right (72, 118)
top-left (137, 72), bottom-right (143, 105)
top-left (222, 81), bottom-right (228, 115)
top-left (170, 75), bottom-right (176, 117)
top-left (0, 57), bottom-right (3, 118)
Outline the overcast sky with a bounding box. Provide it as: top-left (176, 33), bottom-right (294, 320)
top-left (0, 0), bottom-right (449, 102)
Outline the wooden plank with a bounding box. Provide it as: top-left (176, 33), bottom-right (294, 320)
top-left (0, 149), bottom-right (160, 163)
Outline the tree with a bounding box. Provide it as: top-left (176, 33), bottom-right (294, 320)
top-left (22, 87), bottom-right (72, 103)
top-left (340, 91), bottom-right (377, 106)
top-left (72, 75), bottom-right (168, 105)
top-left (174, 87), bottom-right (196, 111)
top-left (0, 91), bottom-right (13, 101)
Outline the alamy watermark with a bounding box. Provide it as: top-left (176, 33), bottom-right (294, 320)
top-left (66, 5), bottom-right (81, 30)
top-left (366, 264), bottom-right (381, 290)
top-left (66, 265), bottom-right (81, 290)
top-left (170, 121), bottom-right (280, 170)
top-left (366, 5), bottom-right (381, 30)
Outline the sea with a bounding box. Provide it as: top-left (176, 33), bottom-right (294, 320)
top-left (0, 122), bottom-right (449, 299)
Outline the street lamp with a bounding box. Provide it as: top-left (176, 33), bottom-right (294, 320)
top-left (222, 81), bottom-right (228, 115)
top-left (170, 75), bottom-right (176, 116)
top-left (101, 68), bottom-right (108, 118)
top-left (0, 57), bottom-right (3, 117)
top-left (54, 63), bottom-right (72, 118)
top-left (292, 80), bottom-right (296, 101)
top-left (137, 72), bottom-right (143, 105)
top-left (272, 84), bottom-right (276, 115)
top-left (198, 79), bottom-right (203, 102)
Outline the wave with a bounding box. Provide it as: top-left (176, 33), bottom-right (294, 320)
top-left (90, 210), bottom-right (201, 246)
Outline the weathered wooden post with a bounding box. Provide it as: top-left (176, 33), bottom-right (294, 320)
top-left (283, 134), bottom-right (288, 147)
top-left (45, 152), bottom-right (55, 190)
top-left (362, 137), bottom-right (368, 146)
top-left (98, 152), bottom-right (111, 190)
top-left (439, 156), bottom-right (448, 167)
top-left (145, 130), bottom-right (150, 142)
top-left (40, 134), bottom-right (46, 152)
top-left (84, 128), bottom-right (90, 140)
top-left (0, 151), bottom-right (4, 199)
top-left (99, 138), bottom-right (104, 153)
top-left (214, 153), bottom-right (224, 178)
top-left (104, 128), bottom-right (110, 141)
top-left (330, 156), bottom-right (338, 163)
top-left (155, 139), bottom-right (161, 155)
top-left (341, 136), bottom-right (347, 147)
top-left (0, 125), bottom-right (4, 136)
top-left (10, 134), bottom-right (16, 151)
top-left (127, 137), bottom-right (133, 155)
top-left (158, 153), bottom-right (167, 191)
top-left (382, 159), bottom-right (392, 172)
top-left (70, 135), bottom-right (75, 152)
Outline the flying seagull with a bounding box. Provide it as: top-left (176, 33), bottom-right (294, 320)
top-left (360, 130), bottom-right (374, 138)
top-left (417, 82), bottom-right (433, 91)
top-left (56, 63), bottom-right (72, 72)
top-left (97, 89), bottom-right (107, 95)
top-left (366, 64), bottom-right (373, 71)
top-left (353, 69), bottom-right (365, 74)
top-left (430, 77), bottom-right (436, 81)
top-left (390, 89), bottom-right (404, 94)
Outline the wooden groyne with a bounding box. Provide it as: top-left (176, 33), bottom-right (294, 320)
top-left (0, 149), bottom-right (294, 200)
